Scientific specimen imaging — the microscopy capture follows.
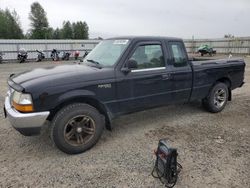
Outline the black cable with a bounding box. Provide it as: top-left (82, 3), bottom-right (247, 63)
top-left (151, 157), bottom-right (182, 188)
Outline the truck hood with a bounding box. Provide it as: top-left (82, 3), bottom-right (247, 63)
top-left (10, 64), bottom-right (112, 91)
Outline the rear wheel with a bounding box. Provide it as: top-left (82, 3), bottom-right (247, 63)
top-left (50, 103), bottom-right (104, 154)
top-left (202, 82), bottom-right (229, 113)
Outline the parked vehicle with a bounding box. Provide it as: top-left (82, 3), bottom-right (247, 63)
top-left (4, 36), bottom-right (245, 154)
top-left (0, 52), bottom-right (4, 64)
top-left (197, 44), bottom-right (216, 56)
top-left (62, 51), bottom-right (71, 61)
top-left (36, 50), bottom-right (45, 62)
top-left (50, 49), bottom-right (59, 61)
top-left (17, 48), bottom-right (28, 63)
top-left (83, 50), bottom-right (88, 58)
top-left (74, 50), bottom-right (80, 60)
top-left (80, 51), bottom-right (89, 62)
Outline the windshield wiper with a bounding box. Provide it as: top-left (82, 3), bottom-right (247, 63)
top-left (86, 59), bottom-right (102, 68)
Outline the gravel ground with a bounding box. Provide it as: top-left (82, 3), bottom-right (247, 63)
top-left (0, 57), bottom-right (249, 188)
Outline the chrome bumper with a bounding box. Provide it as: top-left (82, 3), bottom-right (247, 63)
top-left (4, 94), bottom-right (50, 136)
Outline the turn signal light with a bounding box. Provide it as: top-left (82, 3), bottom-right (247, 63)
top-left (12, 101), bottom-right (34, 112)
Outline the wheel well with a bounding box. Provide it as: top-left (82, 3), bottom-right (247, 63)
top-left (216, 77), bottom-right (232, 101)
top-left (47, 97), bottom-right (112, 130)
top-left (217, 77), bottom-right (231, 88)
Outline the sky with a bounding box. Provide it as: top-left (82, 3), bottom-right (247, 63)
top-left (1, 0), bottom-right (250, 39)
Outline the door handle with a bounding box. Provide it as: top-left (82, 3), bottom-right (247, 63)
top-left (162, 74), bottom-right (171, 80)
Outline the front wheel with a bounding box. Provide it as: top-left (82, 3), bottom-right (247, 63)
top-left (202, 82), bottom-right (229, 113)
top-left (50, 103), bottom-right (104, 154)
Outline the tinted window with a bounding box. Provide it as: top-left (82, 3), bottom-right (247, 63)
top-left (169, 42), bottom-right (187, 66)
top-left (130, 44), bottom-right (165, 69)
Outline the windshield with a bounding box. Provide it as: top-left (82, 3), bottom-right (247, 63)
top-left (84, 39), bottom-right (130, 67)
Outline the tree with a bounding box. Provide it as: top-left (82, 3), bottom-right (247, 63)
top-left (82, 21), bottom-right (89, 39)
top-left (46, 27), bottom-right (54, 39)
top-left (72, 21), bottom-right (89, 39)
top-left (61, 21), bottom-right (73, 39)
top-left (0, 8), bottom-right (23, 39)
top-left (29, 2), bottom-right (49, 39)
top-left (53, 28), bottom-right (62, 39)
top-left (6, 9), bottom-right (24, 39)
top-left (224, 34), bottom-right (234, 39)
top-left (0, 4), bottom-right (90, 40)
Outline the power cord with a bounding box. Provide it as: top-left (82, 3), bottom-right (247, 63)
top-left (151, 158), bottom-right (182, 188)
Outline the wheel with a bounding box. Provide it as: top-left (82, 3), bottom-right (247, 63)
top-left (202, 82), bottom-right (229, 113)
top-left (50, 103), bottom-right (104, 154)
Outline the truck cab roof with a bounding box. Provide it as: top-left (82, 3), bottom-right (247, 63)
top-left (107, 36), bottom-right (183, 42)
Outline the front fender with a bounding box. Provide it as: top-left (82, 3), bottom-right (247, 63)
top-left (57, 89), bottom-right (96, 105)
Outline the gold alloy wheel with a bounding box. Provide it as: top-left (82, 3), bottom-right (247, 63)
top-left (64, 115), bottom-right (96, 146)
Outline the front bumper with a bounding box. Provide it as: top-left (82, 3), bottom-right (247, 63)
top-left (4, 94), bottom-right (50, 136)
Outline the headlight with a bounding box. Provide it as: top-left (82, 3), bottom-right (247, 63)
top-left (12, 91), bottom-right (33, 112)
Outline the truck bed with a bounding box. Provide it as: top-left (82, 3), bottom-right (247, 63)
top-left (191, 58), bottom-right (244, 66)
top-left (189, 58), bottom-right (245, 101)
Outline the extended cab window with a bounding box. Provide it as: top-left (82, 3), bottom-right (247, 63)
top-left (169, 42), bottom-right (187, 66)
top-left (129, 44), bottom-right (165, 70)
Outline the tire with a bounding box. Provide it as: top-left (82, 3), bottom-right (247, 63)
top-left (202, 82), bottom-right (229, 113)
top-left (50, 103), bottom-right (104, 154)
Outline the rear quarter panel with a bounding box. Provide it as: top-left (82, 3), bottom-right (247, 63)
top-left (190, 59), bottom-right (245, 101)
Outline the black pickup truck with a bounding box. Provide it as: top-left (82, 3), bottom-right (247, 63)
top-left (4, 36), bottom-right (245, 154)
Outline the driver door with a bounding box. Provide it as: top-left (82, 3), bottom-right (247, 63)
top-left (116, 41), bottom-right (173, 113)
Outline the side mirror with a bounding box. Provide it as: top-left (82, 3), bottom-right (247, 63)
top-left (121, 67), bottom-right (130, 74)
top-left (127, 59), bottom-right (138, 69)
top-left (121, 59), bottom-right (138, 74)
